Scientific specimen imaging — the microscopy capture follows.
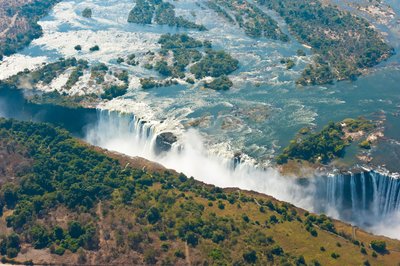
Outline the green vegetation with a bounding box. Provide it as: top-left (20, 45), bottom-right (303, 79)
top-left (0, 120), bottom-right (109, 255)
top-left (143, 63), bottom-right (153, 70)
top-left (190, 50), bottom-right (239, 79)
top-left (65, 60), bottom-right (89, 89)
top-left (127, 0), bottom-right (154, 24)
top-left (81, 8), bottom-right (93, 18)
top-left (148, 34), bottom-right (238, 90)
top-left (207, 0), bottom-right (288, 41)
top-left (255, 0), bottom-right (394, 85)
top-left (26, 91), bottom-right (98, 109)
top-left (126, 54), bottom-right (138, 66)
top-left (0, 119), bottom-right (395, 264)
top-left (0, 234), bottom-right (20, 258)
top-left (204, 75), bottom-right (233, 91)
top-left (90, 63), bottom-right (130, 100)
top-left (158, 33), bottom-right (204, 50)
top-left (3, 57), bottom-right (131, 104)
top-left (286, 60), bottom-right (295, 70)
top-left (206, 2), bottom-right (235, 24)
top-left (154, 61), bottom-right (172, 77)
top-left (277, 118), bottom-right (376, 164)
top-left (140, 77), bottom-right (156, 89)
top-left (370, 240), bottom-right (387, 254)
top-left (299, 60), bottom-right (335, 85)
top-left (89, 45), bottom-right (100, 52)
top-left (342, 118), bottom-right (376, 133)
top-left (0, 0), bottom-right (61, 60)
top-left (361, 247), bottom-right (367, 254)
top-left (304, 214), bottom-right (336, 236)
top-left (114, 70), bottom-right (129, 83)
top-left (140, 77), bottom-right (177, 89)
top-left (5, 58), bottom-right (87, 87)
top-left (359, 140), bottom-right (371, 150)
top-left (281, 58), bottom-right (295, 70)
top-left (74, 45), bottom-right (82, 51)
top-left (128, 0), bottom-right (206, 30)
top-left (90, 63), bottom-right (108, 84)
top-left (154, 2), bottom-right (206, 30)
top-left (297, 49), bottom-right (306, 57)
top-left (155, 33), bottom-right (203, 78)
top-left (101, 84), bottom-right (128, 100)
top-left (331, 252), bottom-right (340, 259)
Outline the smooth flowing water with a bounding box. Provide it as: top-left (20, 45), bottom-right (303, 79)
top-left (0, 87), bottom-right (97, 137)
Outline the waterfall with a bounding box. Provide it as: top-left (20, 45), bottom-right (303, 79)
top-left (85, 109), bottom-right (400, 238)
top-left (318, 171), bottom-right (400, 224)
top-left (350, 174), bottom-right (358, 211)
top-left (86, 109), bottom-right (159, 158)
top-left (361, 173), bottom-right (366, 210)
top-left (84, 109), bottom-right (316, 210)
top-left (371, 173), bottom-right (379, 216)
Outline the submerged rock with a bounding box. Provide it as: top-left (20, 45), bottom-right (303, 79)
top-left (233, 152), bottom-right (242, 168)
top-left (155, 132), bottom-right (178, 154)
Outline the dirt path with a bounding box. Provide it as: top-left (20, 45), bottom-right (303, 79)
top-left (96, 201), bottom-right (106, 246)
top-left (92, 200), bottom-right (108, 265)
top-left (352, 226), bottom-right (357, 240)
top-left (185, 243), bottom-right (192, 266)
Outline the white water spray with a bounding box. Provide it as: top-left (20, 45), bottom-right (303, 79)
top-left (86, 110), bottom-right (316, 208)
top-left (86, 110), bottom-right (400, 239)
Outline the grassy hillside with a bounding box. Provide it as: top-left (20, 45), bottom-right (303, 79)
top-left (0, 118), bottom-right (399, 265)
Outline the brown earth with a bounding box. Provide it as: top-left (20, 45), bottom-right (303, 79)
top-left (0, 0), bottom-right (35, 42)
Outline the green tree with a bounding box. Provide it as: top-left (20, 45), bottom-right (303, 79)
top-left (30, 224), bottom-right (50, 249)
top-left (147, 207), bottom-right (161, 224)
top-left (370, 240), bottom-right (386, 254)
top-left (243, 250), bottom-right (257, 263)
top-left (53, 226), bottom-right (65, 241)
top-left (186, 232), bottom-right (199, 247)
top-left (82, 8), bottom-right (92, 18)
top-left (68, 221), bottom-right (84, 238)
top-left (144, 249), bottom-right (157, 265)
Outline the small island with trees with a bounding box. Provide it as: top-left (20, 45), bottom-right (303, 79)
top-left (2, 56), bottom-right (131, 107)
top-left (128, 0), bottom-right (206, 31)
top-left (206, 0), bottom-right (288, 41)
top-left (140, 33), bottom-right (239, 91)
top-left (81, 8), bottom-right (92, 18)
top-left (276, 118), bottom-right (378, 165)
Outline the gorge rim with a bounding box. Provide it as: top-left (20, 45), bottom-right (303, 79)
top-left (86, 109), bottom-right (400, 239)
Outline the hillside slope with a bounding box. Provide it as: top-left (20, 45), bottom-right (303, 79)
top-left (0, 0), bottom-right (60, 60)
top-left (0, 119), bottom-right (399, 265)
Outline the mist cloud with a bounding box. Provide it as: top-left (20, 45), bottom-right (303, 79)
top-left (85, 110), bottom-right (400, 240)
